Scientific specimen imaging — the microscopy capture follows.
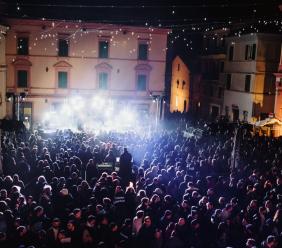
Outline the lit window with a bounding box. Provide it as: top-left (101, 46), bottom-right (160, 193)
top-left (17, 37), bottom-right (29, 55)
top-left (138, 43), bottom-right (148, 60)
top-left (58, 71), bottom-right (68, 88)
top-left (137, 74), bottom-right (147, 91)
top-left (99, 41), bottom-right (109, 58)
top-left (17, 70), bottom-right (28, 88)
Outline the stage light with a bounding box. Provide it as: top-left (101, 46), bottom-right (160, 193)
top-left (69, 96), bottom-right (85, 111)
top-left (61, 104), bottom-right (72, 116)
top-left (119, 109), bottom-right (136, 125)
top-left (104, 106), bottom-right (114, 118)
top-left (19, 92), bottom-right (27, 99)
top-left (92, 96), bottom-right (106, 109)
top-left (40, 93), bottom-right (151, 134)
top-left (43, 111), bottom-right (52, 122)
top-left (6, 92), bottom-right (14, 101)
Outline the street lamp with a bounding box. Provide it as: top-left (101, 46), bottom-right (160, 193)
top-left (150, 92), bottom-right (165, 128)
top-left (6, 92), bottom-right (27, 120)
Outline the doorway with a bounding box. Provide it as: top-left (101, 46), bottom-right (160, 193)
top-left (19, 102), bottom-right (32, 129)
top-left (232, 108), bottom-right (239, 122)
top-left (211, 105), bottom-right (219, 120)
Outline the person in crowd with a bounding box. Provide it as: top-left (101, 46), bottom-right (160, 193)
top-left (136, 216), bottom-right (154, 248)
top-left (119, 148), bottom-right (132, 188)
top-left (0, 119), bottom-right (281, 248)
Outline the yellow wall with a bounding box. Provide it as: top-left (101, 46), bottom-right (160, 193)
top-left (223, 34), bottom-right (282, 122)
top-left (170, 56), bottom-right (190, 112)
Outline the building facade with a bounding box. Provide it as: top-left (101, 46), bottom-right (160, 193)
top-left (4, 18), bottom-right (169, 128)
top-left (274, 44), bottom-right (282, 120)
top-left (170, 56), bottom-right (190, 113)
top-left (189, 29), bottom-right (228, 120)
top-left (198, 29), bottom-right (228, 119)
top-left (0, 25), bottom-right (7, 119)
top-left (222, 33), bottom-right (282, 122)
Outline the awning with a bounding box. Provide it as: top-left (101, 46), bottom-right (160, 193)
top-left (255, 118), bottom-right (282, 127)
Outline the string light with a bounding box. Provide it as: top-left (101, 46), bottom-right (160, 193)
top-left (8, 9), bottom-right (280, 59)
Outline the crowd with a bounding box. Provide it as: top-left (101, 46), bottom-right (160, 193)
top-left (0, 120), bottom-right (281, 248)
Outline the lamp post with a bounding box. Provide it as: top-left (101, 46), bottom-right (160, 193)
top-left (6, 92), bottom-right (27, 121)
top-left (151, 93), bottom-right (165, 129)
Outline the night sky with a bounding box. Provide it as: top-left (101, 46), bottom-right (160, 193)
top-left (1, 1), bottom-right (280, 56)
top-left (0, 0), bottom-right (281, 85)
top-left (0, 0), bottom-right (280, 26)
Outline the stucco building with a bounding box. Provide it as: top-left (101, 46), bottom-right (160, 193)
top-left (0, 25), bottom-right (7, 119)
top-left (4, 18), bottom-right (169, 127)
top-left (222, 33), bottom-right (282, 122)
top-left (274, 45), bottom-right (282, 120)
top-left (198, 29), bottom-right (228, 119)
top-left (170, 56), bottom-right (190, 113)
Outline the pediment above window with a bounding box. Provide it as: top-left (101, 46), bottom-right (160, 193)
top-left (53, 61), bottom-right (72, 68)
top-left (135, 64), bottom-right (152, 71)
top-left (13, 58), bottom-right (32, 67)
top-left (95, 62), bottom-right (112, 71)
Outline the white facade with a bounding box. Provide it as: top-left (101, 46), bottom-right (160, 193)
top-left (222, 33), bottom-right (282, 122)
top-left (0, 25), bottom-right (7, 119)
top-left (4, 18), bottom-right (169, 128)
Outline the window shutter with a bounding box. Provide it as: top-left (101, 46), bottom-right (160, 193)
top-left (252, 44), bottom-right (256, 60)
top-left (17, 70), bottom-right (28, 88)
top-left (58, 71), bottom-right (68, 88)
top-left (245, 45), bottom-right (249, 60)
top-left (138, 44), bottom-right (148, 60)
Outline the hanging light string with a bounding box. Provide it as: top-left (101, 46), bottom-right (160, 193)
top-left (2, 2), bottom-right (277, 9)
